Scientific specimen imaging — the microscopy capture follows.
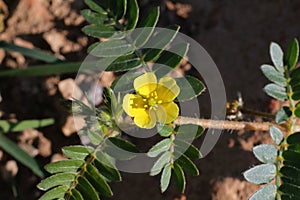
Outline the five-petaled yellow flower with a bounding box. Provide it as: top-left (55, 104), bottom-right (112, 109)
top-left (122, 72), bottom-right (180, 129)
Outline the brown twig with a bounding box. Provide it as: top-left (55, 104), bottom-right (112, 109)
top-left (174, 116), bottom-right (287, 132)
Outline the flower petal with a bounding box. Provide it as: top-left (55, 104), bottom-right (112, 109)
top-left (134, 109), bottom-right (156, 129)
top-left (157, 77), bottom-right (180, 102)
top-left (156, 102), bottom-right (179, 124)
top-left (134, 72), bottom-right (157, 97)
top-left (123, 94), bottom-right (146, 117)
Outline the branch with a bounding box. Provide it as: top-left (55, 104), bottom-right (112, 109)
top-left (174, 116), bottom-right (287, 132)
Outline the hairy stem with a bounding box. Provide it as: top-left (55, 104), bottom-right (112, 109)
top-left (174, 116), bottom-right (286, 132)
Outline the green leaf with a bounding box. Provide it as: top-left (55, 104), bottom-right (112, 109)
top-left (264, 83), bottom-right (287, 101)
top-left (0, 61), bottom-right (83, 77)
top-left (86, 130), bottom-right (103, 145)
top-left (103, 54), bottom-right (142, 72)
top-left (150, 151), bottom-right (171, 176)
top-left (110, 0), bottom-right (126, 19)
top-left (143, 25), bottom-right (180, 62)
top-left (253, 144), bottom-right (278, 164)
top-left (104, 137), bottom-right (138, 160)
top-left (157, 124), bottom-right (173, 137)
top-left (288, 143), bottom-right (300, 153)
top-left (90, 40), bottom-right (134, 57)
top-left (243, 164), bottom-right (276, 184)
top-left (270, 125), bottom-right (284, 145)
top-left (45, 160), bottom-right (84, 174)
top-left (287, 132), bottom-right (300, 145)
top-left (86, 164), bottom-right (113, 197)
top-left (295, 102), bottom-right (300, 118)
top-left (275, 107), bottom-right (292, 124)
top-left (281, 166), bottom-right (300, 186)
top-left (284, 160), bottom-right (300, 171)
top-left (39, 186), bottom-right (69, 200)
top-left (172, 163), bottom-right (186, 193)
top-left (283, 150), bottom-right (300, 163)
top-left (291, 67), bottom-right (300, 82)
top-left (176, 153), bottom-right (199, 176)
top-left (0, 134), bottom-right (44, 178)
top-left (94, 151), bottom-right (121, 181)
top-left (154, 43), bottom-right (189, 79)
top-left (0, 41), bottom-right (62, 63)
top-left (111, 71), bottom-right (143, 93)
top-left (125, 0), bottom-right (139, 30)
top-left (279, 183), bottom-right (300, 198)
top-left (281, 194), bottom-right (300, 200)
top-left (293, 74), bottom-right (300, 87)
top-left (37, 173), bottom-right (76, 191)
top-left (270, 42), bottom-right (284, 73)
top-left (62, 145), bottom-right (94, 160)
top-left (134, 7), bottom-right (160, 47)
top-left (176, 124), bottom-right (204, 139)
top-left (69, 189), bottom-right (84, 200)
top-left (147, 138), bottom-right (172, 158)
top-left (176, 76), bottom-right (206, 101)
top-left (160, 164), bottom-right (172, 193)
top-left (82, 25), bottom-right (115, 38)
top-left (0, 118), bottom-right (54, 133)
top-left (261, 64), bottom-right (286, 86)
top-left (174, 139), bottom-right (201, 159)
top-left (292, 91), bottom-right (300, 100)
top-left (76, 176), bottom-right (100, 200)
top-left (84, 0), bottom-right (107, 14)
top-left (249, 184), bottom-right (277, 200)
top-left (107, 137), bottom-right (139, 153)
top-left (285, 38), bottom-right (299, 71)
top-left (81, 9), bottom-right (106, 25)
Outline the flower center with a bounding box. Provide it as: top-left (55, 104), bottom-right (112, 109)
top-left (148, 97), bottom-right (157, 107)
top-left (143, 91), bottom-right (163, 109)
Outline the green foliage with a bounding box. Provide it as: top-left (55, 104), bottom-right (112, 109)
top-left (249, 184), bottom-right (277, 200)
top-left (0, 118), bottom-right (54, 133)
top-left (0, 42), bottom-right (84, 77)
top-left (176, 76), bottom-right (206, 101)
top-left (157, 124), bottom-right (173, 137)
top-left (280, 132), bottom-right (300, 199)
top-left (38, 144), bottom-right (121, 200)
top-left (172, 163), bottom-right (186, 193)
top-left (246, 38), bottom-right (300, 199)
top-left (0, 62), bottom-right (83, 77)
top-left (261, 64), bottom-right (286, 87)
top-left (160, 163), bottom-right (172, 193)
top-left (253, 144), bottom-right (278, 164)
top-left (275, 107), bottom-right (292, 124)
top-left (264, 83), bottom-right (287, 101)
top-left (147, 138), bottom-right (172, 158)
top-left (284, 38), bottom-right (299, 71)
top-left (0, 133), bottom-right (45, 178)
top-left (0, 118), bottom-right (54, 178)
top-left (0, 41), bottom-right (62, 63)
top-left (269, 126), bottom-right (284, 145)
top-left (38, 88), bottom-right (136, 199)
top-left (80, 0), bottom-right (205, 101)
top-left (244, 164), bottom-right (277, 184)
top-left (148, 123), bottom-right (202, 193)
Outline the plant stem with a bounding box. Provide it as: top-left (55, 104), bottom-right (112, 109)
top-left (64, 135), bottom-right (109, 200)
top-left (174, 116), bottom-right (286, 132)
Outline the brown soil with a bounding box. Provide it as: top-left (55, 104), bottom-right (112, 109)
top-left (1, 0), bottom-right (299, 199)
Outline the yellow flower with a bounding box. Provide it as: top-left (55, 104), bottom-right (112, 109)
top-left (122, 72), bottom-right (180, 129)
